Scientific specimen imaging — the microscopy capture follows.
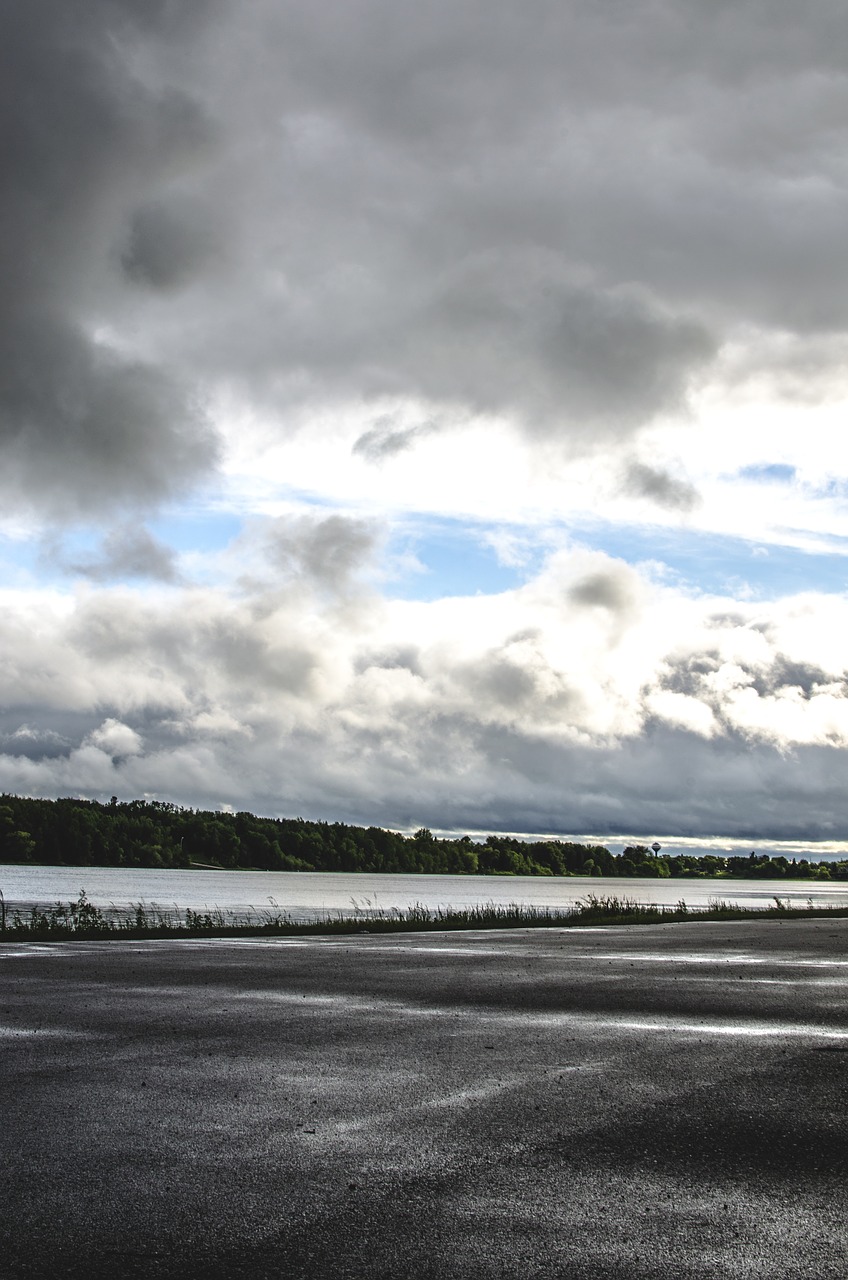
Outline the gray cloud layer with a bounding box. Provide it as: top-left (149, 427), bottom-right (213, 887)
top-left (5, 1), bottom-right (848, 517)
top-left (0, 3), bottom-right (219, 516)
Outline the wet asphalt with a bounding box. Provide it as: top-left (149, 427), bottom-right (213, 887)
top-left (1, 918), bottom-right (847, 1279)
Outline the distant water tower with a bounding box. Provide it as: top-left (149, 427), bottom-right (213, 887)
top-left (651, 841), bottom-right (662, 855)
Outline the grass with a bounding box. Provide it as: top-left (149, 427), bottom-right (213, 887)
top-left (2, 889), bottom-right (848, 942)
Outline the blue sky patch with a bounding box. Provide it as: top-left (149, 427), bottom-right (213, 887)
top-left (738, 463), bottom-right (797, 484)
top-left (383, 516), bottom-right (848, 602)
top-left (384, 517), bottom-right (542, 599)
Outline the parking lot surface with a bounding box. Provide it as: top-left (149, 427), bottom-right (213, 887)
top-left (2, 919), bottom-right (847, 1278)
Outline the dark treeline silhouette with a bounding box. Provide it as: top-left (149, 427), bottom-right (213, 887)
top-left (0, 794), bottom-right (846, 880)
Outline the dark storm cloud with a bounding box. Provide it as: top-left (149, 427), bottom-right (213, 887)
top-left (0, 2), bottom-right (219, 518)
top-left (0, 312), bottom-right (214, 516)
top-left (121, 199), bottom-right (220, 291)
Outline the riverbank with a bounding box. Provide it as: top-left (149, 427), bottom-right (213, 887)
top-left (5, 890), bottom-right (848, 941)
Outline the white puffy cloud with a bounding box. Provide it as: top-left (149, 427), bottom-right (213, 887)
top-left (1, 545), bottom-right (848, 838)
top-left (86, 719), bottom-right (144, 759)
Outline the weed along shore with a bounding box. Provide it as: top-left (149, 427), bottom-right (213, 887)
top-left (4, 889), bottom-right (848, 941)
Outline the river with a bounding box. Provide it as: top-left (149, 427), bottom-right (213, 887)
top-left (3, 864), bottom-right (848, 923)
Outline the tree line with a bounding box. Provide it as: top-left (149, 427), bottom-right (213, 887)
top-left (0, 794), bottom-right (845, 880)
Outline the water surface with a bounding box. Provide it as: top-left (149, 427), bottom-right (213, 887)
top-left (3, 865), bottom-right (848, 923)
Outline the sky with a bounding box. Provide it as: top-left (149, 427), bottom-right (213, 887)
top-left (4, 0), bottom-right (848, 845)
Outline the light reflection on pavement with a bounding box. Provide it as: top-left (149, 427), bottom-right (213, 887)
top-left (2, 917), bottom-right (848, 1279)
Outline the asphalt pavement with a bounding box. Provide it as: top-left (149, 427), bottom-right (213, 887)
top-left (2, 918), bottom-right (847, 1279)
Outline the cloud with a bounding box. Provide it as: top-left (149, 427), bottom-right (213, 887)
top-left (353, 416), bottom-right (440, 463)
top-left (262, 514), bottom-right (378, 591)
top-left (121, 198), bottom-right (221, 291)
top-left (10, 0), bottom-right (848, 526)
top-left (567, 565), bottom-right (643, 618)
top-left (6, 1), bottom-right (848, 844)
top-left (50, 524), bottom-right (182, 583)
top-left (621, 461), bottom-right (700, 512)
top-left (0, 314), bottom-right (217, 518)
top-left (2, 551), bottom-right (848, 836)
top-left (229, 513), bottom-right (381, 596)
top-left (0, 723), bottom-right (72, 761)
top-left (86, 719), bottom-right (144, 760)
top-left (0, 2), bottom-right (219, 519)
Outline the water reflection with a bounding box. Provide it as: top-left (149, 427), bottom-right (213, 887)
top-left (2, 865), bottom-right (848, 921)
